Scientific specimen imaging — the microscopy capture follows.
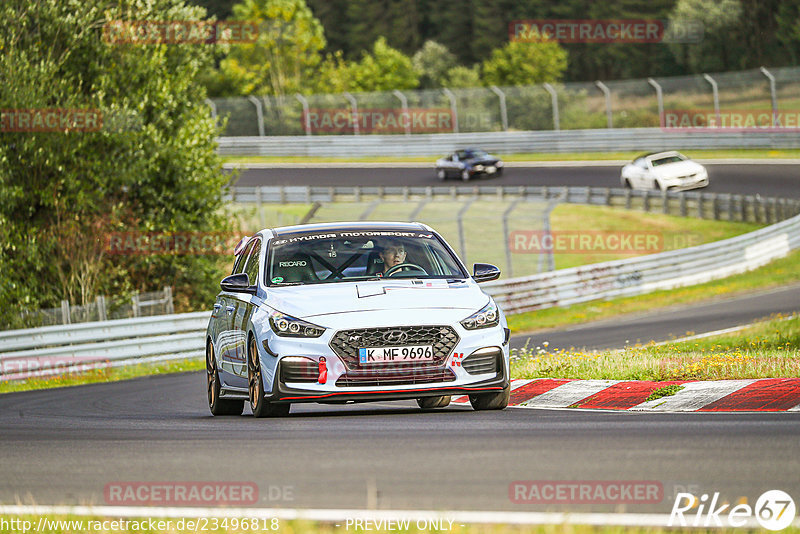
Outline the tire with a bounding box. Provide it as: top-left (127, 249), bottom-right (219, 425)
top-left (469, 385), bottom-right (510, 411)
top-left (623, 178), bottom-right (632, 189)
top-left (248, 336), bottom-right (290, 418)
top-left (417, 395), bottom-right (451, 409)
top-left (461, 169), bottom-right (470, 181)
top-left (206, 341), bottom-right (244, 416)
top-left (496, 168), bottom-right (503, 176)
top-left (437, 169), bottom-right (446, 181)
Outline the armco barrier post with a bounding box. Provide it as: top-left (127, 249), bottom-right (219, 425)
top-left (543, 83), bottom-right (560, 130)
top-left (61, 300), bottom-right (71, 325)
top-left (247, 95), bottom-right (265, 137)
top-left (595, 81), bottom-right (613, 129)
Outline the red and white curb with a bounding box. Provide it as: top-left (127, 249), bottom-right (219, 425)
top-left (453, 378), bottom-right (800, 412)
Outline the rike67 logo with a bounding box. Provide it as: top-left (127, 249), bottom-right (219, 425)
top-left (669, 490), bottom-right (796, 530)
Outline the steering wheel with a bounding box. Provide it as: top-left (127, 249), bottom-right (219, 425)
top-left (384, 262), bottom-right (428, 277)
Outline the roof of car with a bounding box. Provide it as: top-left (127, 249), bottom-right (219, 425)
top-left (637, 151), bottom-right (684, 160)
top-left (268, 221), bottom-right (429, 237)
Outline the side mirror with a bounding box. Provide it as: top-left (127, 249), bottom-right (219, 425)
top-left (473, 263), bottom-right (500, 283)
top-left (220, 273), bottom-right (256, 294)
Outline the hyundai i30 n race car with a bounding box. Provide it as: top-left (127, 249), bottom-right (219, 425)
top-left (206, 221), bottom-right (510, 417)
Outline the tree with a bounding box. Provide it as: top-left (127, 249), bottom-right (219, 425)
top-left (445, 65), bottom-right (481, 88)
top-left (668, 0), bottom-right (745, 72)
top-left (0, 0), bottom-right (229, 326)
top-left (221, 0), bottom-right (326, 95)
top-left (412, 40), bottom-right (457, 88)
top-left (481, 38), bottom-right (568, 86)
top-left (350, 37), bottom-right (419, 92)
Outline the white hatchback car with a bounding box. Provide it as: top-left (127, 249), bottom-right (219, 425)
top-left (205, 221), bottom-right (511, 417)
top-left (620, 151), bottom-right (709, 192)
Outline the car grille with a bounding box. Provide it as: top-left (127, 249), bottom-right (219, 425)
top-left (462, 349), bottom-right (501, 375)
top-left (280, 357), bottom-right (318, 383)
top-left (335, 367), bottom-right (456, 387)
top-left (329, 325), bottom-right (459, 369)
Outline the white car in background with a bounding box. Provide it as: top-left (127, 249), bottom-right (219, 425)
top-left (620, 151), bottom-right (709, 192)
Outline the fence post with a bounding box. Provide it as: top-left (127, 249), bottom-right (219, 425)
top-left (760, 67), bottom-right (779, 127)
top-left (697, 194), bottom-right (704, 219)
top-left (205, 98), bottom-right (217, 121)
top-left (624, 188), bottom-right (632, 210)
top-left (457, 199), bottom-right (475, 262)
top-left (538, 193), bottom-right (563, 273)
top-left (392, 90), bottom-right (411, 135)
top-left (295, 93), bottom-right (311, 136)
top-left (343, 92), bottom-right (359, 135)
top-left (442, 88), bottom-right (459, 133)
top-left (642, 190), bottom-right (650, 212)
top-left (96, 295), bottom-right (107, 321)
top-left (661, 191), bottom-right (669, 214)
top-left (256, 187), bottom-right (265, 229)
top-left (647, 78), bottom-right (664, 127)
top-left (595, 81), bottom-right (613, 128)
top-left (739, 195), bottom-right (746, 222)
top-left (501, 199), bottom-right (521, 277)
top-left (489, 85), bottom-right (509, 131)
top-left (702, 74), bottom-right (721, 127)
top-left (712, 194), bottom-right (719, 220)
top-left (680, 193), bottom-right (688, 217)
top-left (247, 95), bottom-right (265, 137)
top-left (131, 293), bottom-right (140, 318)
top-left (543, 83), bottom-right (560, 130)
top-left (61, 300), bottom-right (71, 325)
top-left (164, 286), bottom-right (174, 315)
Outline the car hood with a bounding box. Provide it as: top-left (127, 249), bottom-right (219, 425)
top-left (650, 160), bottom-right (704, 179)
top-left (264, 279), bottom-right (489, 320)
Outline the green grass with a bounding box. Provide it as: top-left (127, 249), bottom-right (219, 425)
top-left (0, 358), bottom-right (203, 395)
top-left (508, 248), bottom-right (800, 335)
top-left (645, 384), bottom-right (685, 402)
top-left (222, 148), bottom-right (800, 165)
top-left (511, 314), bottom-right (800, 381)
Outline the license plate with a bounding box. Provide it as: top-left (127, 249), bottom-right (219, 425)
top-left (358, 345), bottom-right (434, 364)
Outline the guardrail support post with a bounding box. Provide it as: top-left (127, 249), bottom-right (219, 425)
top-left (595, 81), bottom-right (613, 129)
top-left (343, 92), bottom-right (359, 135)
top-left (661, 191), bottom-right (669, 214)
top-left (442, 88), bottom-right (459, 133)
top-left (490, 85), bottom-right (509, 131)
top-left (712, 194), bottom-right (719, 220)
top-left (647, 78), bottom-right (664, 127)
top-left (760, 67), bottom-right (779, 127)
top-left (702, 74), bottom-right (721, 127)
top-left (295, 93), bottom-right (311, 136)
top-left (681, 194), bottom-right (688, 217)
top-left (543, 83), bottom-right (560, 130)
top-left (624, 188), bottom-right (631, 210)
top-left (642, 190), bottom-right (650, 212)
top-left (131, 294), bottom-right (140, 318)
top-left (164, 286), bottom-right (174, 315)
top-left (392, 90), bottom-right (411, 135)
top-left (697, 194), bottom-right (705, 219)
top-left (247, 95), bottom-right (265, 137)
top-left (739, 195), bottom-right (746, 222)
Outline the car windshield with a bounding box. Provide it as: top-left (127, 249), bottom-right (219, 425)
top-left (266, 230), bottom-right (466, 286)
top-left (464, 149), bottom-right (488, 158)
top-left (651, 154), bottom-right (686, 166)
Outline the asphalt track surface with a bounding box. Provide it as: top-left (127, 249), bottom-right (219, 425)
top-left (1, 375), bottom-right (799, 513)
top-left (2, 162), bottom-right (799, 515)
top-left (510, 283), bottom-right (800, 351)
top-left (233, 163), bottom-right (800, 199)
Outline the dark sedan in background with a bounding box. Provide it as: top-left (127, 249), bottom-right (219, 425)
top-left (435, 148), bottom-right (504, 181)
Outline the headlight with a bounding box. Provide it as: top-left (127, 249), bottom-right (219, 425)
top-left (269, 310), bottom-right (325, 338)
top-left (474, 164), bottom-right (484, 171)
top-left (460, 300), bottom-right (499, 330)
top-left (496, 161), bottom-right (504, 168)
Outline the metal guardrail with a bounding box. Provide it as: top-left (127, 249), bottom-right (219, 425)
top-left (226, 185), bottom-right (800, 225)
top-left (0, 312), bottom-right (209, 381)
top-left (217, 129), bottom-right (800, 157)
top-left (4, 212), bottom-right (799, 381)
top-left (483, 212), bottom-right (800, 314)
